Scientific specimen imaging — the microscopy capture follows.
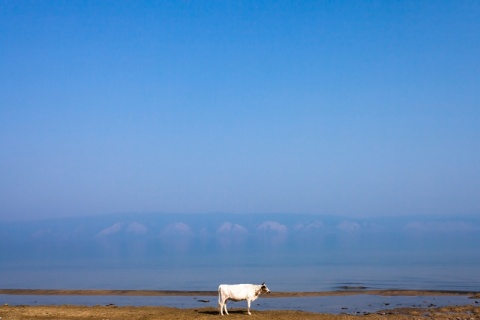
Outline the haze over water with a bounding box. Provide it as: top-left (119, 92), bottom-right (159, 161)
top-left (1, 213), bottom-right (479, 292)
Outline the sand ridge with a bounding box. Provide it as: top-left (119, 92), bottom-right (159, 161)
top-left (1, 288), bottom-right (479, 298)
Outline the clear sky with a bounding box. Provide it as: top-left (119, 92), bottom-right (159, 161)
top-left (1, 1), bottom-right (479, 221)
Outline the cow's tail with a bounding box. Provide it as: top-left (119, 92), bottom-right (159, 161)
top-left (217, 286), bottom-right (222, 308)
top-left (218, 286), bottom-right (225, 315)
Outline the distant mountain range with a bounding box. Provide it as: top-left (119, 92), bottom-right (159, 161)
top-left (1, 213), bottom-right (479, 266)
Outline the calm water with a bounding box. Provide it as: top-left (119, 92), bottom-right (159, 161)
top-left (1, 263), bottom-right (479, 292)
top-left (3, 214), bottom-right (479, 293)
top-left (2, 258), bottom-right (480, 313)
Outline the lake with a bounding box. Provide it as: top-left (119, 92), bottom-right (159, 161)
top-left (1, 262), bottom-right (479, 292)
top-left (2, 213), bottom-right (479, 296)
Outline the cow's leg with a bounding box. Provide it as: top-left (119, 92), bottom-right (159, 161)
top-left (224, 300), bottom-right (229, 315)
top-left (219, 300), bottom-right (224, 315)
top-left (218, 294), bottom-right (224, 315)
top-left (247, 299), bottom-right (251, 315)
top-left (219, 299), bottom-right (229, 315)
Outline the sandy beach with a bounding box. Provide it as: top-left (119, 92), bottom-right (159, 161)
top-left (1, 304), bottom-right (480, 319)
top-left (1, 289), bottom-right (479, 319)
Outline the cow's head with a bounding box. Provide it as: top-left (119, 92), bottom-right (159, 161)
top-left (260, 282), bottom-right (270, 294)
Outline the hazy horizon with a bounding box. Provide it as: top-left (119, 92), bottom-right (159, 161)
top-left (2, 212), bottom-right (479, 263)
top-left (1, 212), bottom-right (479, 292)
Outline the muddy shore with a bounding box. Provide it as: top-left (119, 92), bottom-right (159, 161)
top-left (1, 289), bottom-right (479, 319)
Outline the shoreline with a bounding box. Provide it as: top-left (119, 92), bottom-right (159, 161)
top-left (1, 288), bottom-right (479, 298)
top-left (2, 289), bottom-right (480, 319)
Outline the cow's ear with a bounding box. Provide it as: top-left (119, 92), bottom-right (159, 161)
top-left (261, 282), bottom-right (265, 285)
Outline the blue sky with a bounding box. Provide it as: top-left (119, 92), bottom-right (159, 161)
top-left (1, 1), bottom-right (479, 220)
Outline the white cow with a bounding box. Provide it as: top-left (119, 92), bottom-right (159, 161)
top-left (218, 282), bottom-right (270, 315)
